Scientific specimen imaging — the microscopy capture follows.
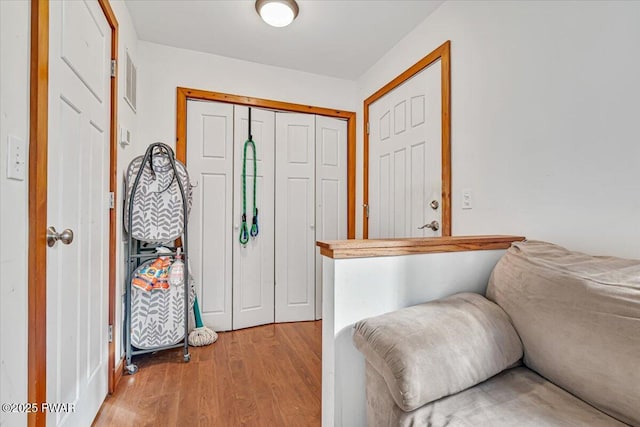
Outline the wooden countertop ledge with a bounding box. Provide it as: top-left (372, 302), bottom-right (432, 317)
top-left (316, 235), bottom-right (525, 259)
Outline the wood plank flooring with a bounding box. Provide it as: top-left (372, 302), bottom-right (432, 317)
top-left (93, 321), bottom-right (322, 427)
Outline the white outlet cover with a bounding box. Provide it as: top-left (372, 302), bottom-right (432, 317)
top-left (7, 135), bottom-right (26, 181)
top-left (120, 127), bottom-right (131, 147)
top-left (462, 189), bottom-right (473, 209)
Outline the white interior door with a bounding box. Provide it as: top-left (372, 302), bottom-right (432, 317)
top-left (275, 112), bottom-right (316, 322)
top-left (187, 100), bottom-right (234, 331)
top-left (47, 1), bottom-right (111, 425)
top-left (315, 116), bottom-right (348, 320)
top-left (369, 62), bottom-right (442, 238)
top-left (232, 106), bottom-right (275, 329)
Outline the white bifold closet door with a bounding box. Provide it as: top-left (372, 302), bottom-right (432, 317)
top-left (275, 112), bottom-right (317, 323)
top-left (188, 100), bottom-right (347, 329)
top-left (314, 116), bottom-right (348, 320)
top-left (232, 107), bottom-right (275, 329)
top-left (187, 100), bottom-right (234, 331)
top-left (187, 101), bottom-right (275, 331)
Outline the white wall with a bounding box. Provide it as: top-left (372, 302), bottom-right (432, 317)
top-left (109, 0), bottom-right (139, 362)
top-left (136, 40), bottom-right (358, 151)
top-left (356, 0), bottom-right (640, 259)
top-left (0, 1), bottom-right (30, 426)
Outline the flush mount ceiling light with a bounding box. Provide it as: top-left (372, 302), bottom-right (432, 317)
top-left (255, 0), bottom-right (299, 28)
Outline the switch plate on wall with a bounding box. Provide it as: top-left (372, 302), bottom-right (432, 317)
top-left (7, 135), bottom-right (26, 181)
top-left (462, 189), bottom-right (473, 209)
top-left (120, 126), bottom-right (131, 147)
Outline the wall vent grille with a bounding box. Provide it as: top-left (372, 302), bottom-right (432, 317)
top-left (125, 50), bottom-right (137, 112)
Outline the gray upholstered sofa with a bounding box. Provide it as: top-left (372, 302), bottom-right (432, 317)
top-left (353, 241), bottom-right (640, 426)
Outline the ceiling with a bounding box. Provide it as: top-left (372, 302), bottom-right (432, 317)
top-left (125, 0), bottom-right (444, 80)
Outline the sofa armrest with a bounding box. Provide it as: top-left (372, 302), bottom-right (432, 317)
top-left (353, 293), bottom-right (523, 412)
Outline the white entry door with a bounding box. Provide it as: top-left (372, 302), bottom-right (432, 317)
top-left (232, 106), bottom-right (275, 329)
top-left (187, 100), bottom-right (234, 331)
top-left (315, 116), bottom-right (348, 319)
top-left (275, 112), bottom-right (316, 322)
top-left (47, 1), bottom-right (111, 425)
top-left (369, 62), bottom-right (442, 238)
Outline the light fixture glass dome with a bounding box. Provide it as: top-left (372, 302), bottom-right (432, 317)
top-left (256, 0), bottom-right (299, 28)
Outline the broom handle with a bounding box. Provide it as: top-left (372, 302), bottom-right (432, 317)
top-left (193, 295), bottom-right (204, 328)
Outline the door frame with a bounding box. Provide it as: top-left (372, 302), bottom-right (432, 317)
top-left (363, 40), bottom-right (451, 238)
top-left (28, 1), bottom-right (119, 426)
top-left (175, 87), bottom-right (357, 238)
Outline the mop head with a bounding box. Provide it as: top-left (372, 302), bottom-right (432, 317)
top-left (188, 326), bottom-right (218, 347)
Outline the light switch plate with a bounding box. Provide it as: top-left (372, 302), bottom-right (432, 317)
top-left (7, 135), bottom-right (26, 181)
top-left (462, 189), bottom-right (473, 209)
top-left (120, 127), bottom-right (131, 147)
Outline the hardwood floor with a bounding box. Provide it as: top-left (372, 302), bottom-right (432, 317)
top-left (93, 321), bottom-right (322, 427)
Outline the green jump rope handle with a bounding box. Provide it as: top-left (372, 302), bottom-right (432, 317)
top-left (250, 209), bottom-right (259, 237)
top-left (239, 213), bottom-right (250, 245)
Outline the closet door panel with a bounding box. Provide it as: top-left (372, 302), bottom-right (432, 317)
top-left (275, 113), bottom-right (316, 322)
top-left (232, 106), bottom-right (275, 329)
top-left (199, 174), bottom-right (229, 315)
top-left (315, 116), bottom-right (348, 320)
top-left (284, 178), bottom-right (313, 305)
top-left (186, 100), bottom-right (234, 331)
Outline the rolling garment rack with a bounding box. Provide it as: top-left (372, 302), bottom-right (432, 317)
top-left (124, 142), bottom-right (191, 375)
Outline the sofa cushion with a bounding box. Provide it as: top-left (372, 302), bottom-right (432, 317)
top-left (353, 293), bottom-right (523, 412)
top-left (487, 240), bottom-right (640, 426)
top-left (365, 365), bottom-right (627, 427)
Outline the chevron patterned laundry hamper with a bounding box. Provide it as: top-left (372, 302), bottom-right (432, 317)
top-left (124, 150), bottom-right (192, 243)
top-left (130, 260), bottom-right (195, 350)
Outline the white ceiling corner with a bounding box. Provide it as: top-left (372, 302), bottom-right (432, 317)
top-left (124, 0), bottom-right (444, 80)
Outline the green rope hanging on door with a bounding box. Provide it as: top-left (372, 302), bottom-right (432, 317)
top-left (239, 108), bottom-right (259, 245)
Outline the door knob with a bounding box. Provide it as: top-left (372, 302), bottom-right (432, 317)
top-left (418, 220), bottom-right (439, 231)
top-left (430, 200), bottom-right (439, 210)
top-left (47, 226), bottom-right (74, 247)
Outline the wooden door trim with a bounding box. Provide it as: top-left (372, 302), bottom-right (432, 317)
top-left (28, 1), bottom-right (49, 425)
top-left (97, 0), bottom-right (120, 395)
top-left (28, 1), bottom-right (119, 425)
top-left (363, 40), bottom-right (451, 238)
top-left (176, 87), bottom-right (357, 238)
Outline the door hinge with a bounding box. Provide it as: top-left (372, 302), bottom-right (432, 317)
top-left (108, 325), bottom-right (113, 343)
top-left (364, 204), bottom-right (369, 218)
top-left (366, 122), bottom-right (370, 135)
top-left (110, 59), bottom-right (116, 78)
top-left (108, 192), bottom-right (115, 209)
